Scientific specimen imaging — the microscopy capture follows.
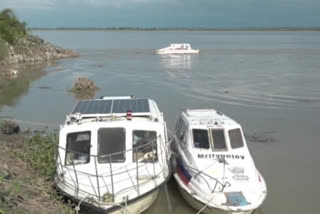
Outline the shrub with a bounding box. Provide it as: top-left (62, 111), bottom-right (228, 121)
top-left (18, 131), bottom-right (58, 180)
top-left (0, 9), bottom-right (27, 45)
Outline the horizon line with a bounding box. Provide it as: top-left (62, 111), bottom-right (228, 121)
top-left (29, 27), bottom-right (320, 31)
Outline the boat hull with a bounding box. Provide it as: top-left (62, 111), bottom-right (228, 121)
top-left (109, 190), bottom-right (158, 214)
top-left (156, 50), bottom-right (199, 54)
top-left (56, 185), bottom-right (158, 214)
top-left (175, 176), bottom-right (254, 214)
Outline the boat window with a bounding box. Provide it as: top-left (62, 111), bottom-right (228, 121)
top-left (65, 131), bottom-right (91, 166)
top-left (211, 129), bottom-right (227, 150)
top-left (229, 128), bottom-right (244, 149)
top-left (98, 128), bottom-right (126, 163)
top-left (192, 129), bottom-right (210, 149)
top-left (177, 120), bottom-right (188, 144)
top-left (133, 130), bottom-right (157, 162)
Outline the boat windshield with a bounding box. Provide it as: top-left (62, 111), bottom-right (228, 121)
top-left (211, 129), bottom-right (227, 150)
top-left (228, 128), bottom-right (244, 149)
top-left (133, 130), bottom-right (157, 162)
top-left (192, 129), bottom-right (210, 149)
top-left (66, 131), bottom-right (91, 165)
top-left (98, 128), bottom-right (126, 163)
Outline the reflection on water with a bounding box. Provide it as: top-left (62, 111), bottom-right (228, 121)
top-left (159, 54), bottom-right (192, 71)
top-left (71, 90), bottom-right (97, 100)
top-left (159, 54), bottom-right (194, 79)
top-left (0, 61), bottom-right (56, 109)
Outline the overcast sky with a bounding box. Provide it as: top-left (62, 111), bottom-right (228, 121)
top-left (0, 0), bottom-right (319, 28)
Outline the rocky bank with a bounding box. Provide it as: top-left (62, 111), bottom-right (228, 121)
top-left (0, 34), bottom-right (78, 68)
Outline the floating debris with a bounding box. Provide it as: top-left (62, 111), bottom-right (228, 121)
top-left (245, 131), bottom-right (277, 143)
top-left (38, 86), bottom-right (50, 89)
top-left (69, 77), bottom-right (99, 100)
top-left (71, 77), bottom-right (98, 91)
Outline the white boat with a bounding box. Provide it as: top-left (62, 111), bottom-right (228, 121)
top-left (172, 109), bottom-right (267, 214)
top-left (55, 96), bottom-right (172, 214)
top-left (156, 43), bottom-right (199, 54)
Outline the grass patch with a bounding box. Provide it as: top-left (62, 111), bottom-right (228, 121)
top-left (0, 129), bottom-right (75, 214)
top-left (17, 130), bottom-right (58, 180)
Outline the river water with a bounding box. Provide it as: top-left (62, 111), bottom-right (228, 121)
top-left (1, 30), bottom-right (320, 213)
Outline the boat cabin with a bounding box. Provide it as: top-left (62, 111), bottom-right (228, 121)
top-left (175, 109), bottom-right (246, 153)
top-left (55, 96), bottom-right (171, 212)
top-left (170, 43), bottom-right (191, 50)
top-left (173, 109), bottom-right (267, 213)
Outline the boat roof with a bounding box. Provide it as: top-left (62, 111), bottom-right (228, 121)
top-left (182, 109), bottom-right (240, 128)
top-left (65, 96), bottom-right (163, 125)
top-left (170, 43), bottom-right (190, 46)
top-left (71, 97), bottom-right (149, 115)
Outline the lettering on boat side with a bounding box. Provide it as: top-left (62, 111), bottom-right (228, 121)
top-left (197, 154), bottom-right (245, 160)
top-left (229, 167), bottom-right (249, 181)
top-left (233, 174), bottom-right (249, 181)
top-left (229, 167), bottom-right (244, 174)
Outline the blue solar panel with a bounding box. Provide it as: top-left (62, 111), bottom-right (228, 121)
top-left (71, 98), bottom-right (150, 115)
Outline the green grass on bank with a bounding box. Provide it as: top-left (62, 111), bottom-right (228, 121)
top-left (17, 131), bottom-right (58, 180)
top-left (0, 127), bottom-right (75, 214)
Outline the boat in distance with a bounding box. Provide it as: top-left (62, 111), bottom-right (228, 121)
top-left (55, 96), bottom-right (172, 214)
top-left (172, 109), bottom-right (267, 214)
top-left (156, 43), bottom-right (199, 54)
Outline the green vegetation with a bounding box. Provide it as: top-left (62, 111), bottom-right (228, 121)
top-left (0, 128), bottom-right (75, 214)
top-left (0, 9), bottom-right (27, 45)
top-left (17, 131), bottom-right (58, 180)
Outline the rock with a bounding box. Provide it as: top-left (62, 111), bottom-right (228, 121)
top-left (27, 35), bottom-right (44, 45)
top-left (0, 164), bottom-right (12, 179)
top-left (1, 120), bottom-right (20, 135)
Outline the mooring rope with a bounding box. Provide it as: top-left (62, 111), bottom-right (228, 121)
top-left (195, 194), bottom-right (217, 214)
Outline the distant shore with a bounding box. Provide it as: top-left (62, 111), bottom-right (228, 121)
top-left (30, 27), bottom-right (320, 31)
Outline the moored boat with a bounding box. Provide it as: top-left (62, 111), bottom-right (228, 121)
top-left (55, 96), bottom-right (172, 213)
top-left (156, 43), bottom-right (199, 54)
top-left (172, 109), bottom-right (267, 214)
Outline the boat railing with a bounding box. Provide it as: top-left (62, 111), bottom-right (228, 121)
top-left (168, 130), bottom-right (230, 194)
top-left (185, 164), bottom-right (231, 193)
top-left (54, 134), bottom-right (170, 204)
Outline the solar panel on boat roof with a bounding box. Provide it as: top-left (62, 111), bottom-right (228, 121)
top-left (71, 99), bottom-right (150, 114)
